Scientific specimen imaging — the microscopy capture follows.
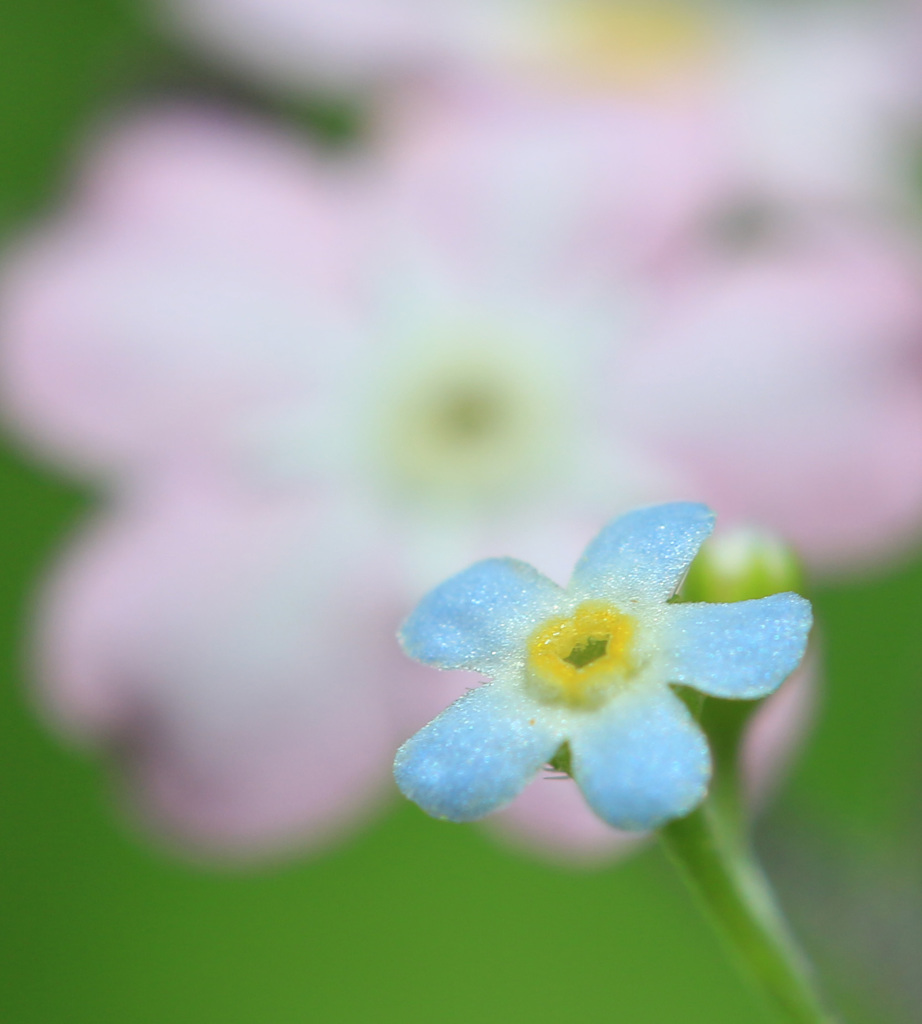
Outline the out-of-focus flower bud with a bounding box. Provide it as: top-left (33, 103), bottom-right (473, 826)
top-left (680, 525), bottom-right (804, 604)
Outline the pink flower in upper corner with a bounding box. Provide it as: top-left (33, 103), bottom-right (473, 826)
top-left (159, 0), bottom-right (922, 217)
top-left (156, 0), bottom-right (723, 92)
top-left (2, 103), bottom-right (922, 859)
top-left (379, 86), bottom-right (922, 572)
top-left (710, 2), bottom-right (922, 214)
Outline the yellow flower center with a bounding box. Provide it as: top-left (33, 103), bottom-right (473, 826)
top-left (544, 0), bottom-right (714, 89)
top-left (526, 601), bottom-right (637, 708)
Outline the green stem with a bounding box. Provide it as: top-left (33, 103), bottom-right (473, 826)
top-left (660, 801), bottom-right (837, 1024)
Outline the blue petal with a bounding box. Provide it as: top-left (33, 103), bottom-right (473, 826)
top-left (394, 684), bottom-right (564, 822)
top-left (571, 685), bottom-right (711, 830)
top-left (663, 593), bottom-right (812, 699)
top-left (399, 558), bottom-right (564, 672)
top-left (569, 503), bottom-right (715, 606)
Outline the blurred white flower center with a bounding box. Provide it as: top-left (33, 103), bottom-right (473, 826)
top-left (374, 341), bottom-right (568, 508)
top-left (231, 273), bottom-right (674, 587)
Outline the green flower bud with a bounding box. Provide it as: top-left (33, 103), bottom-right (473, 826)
top-left (680, 526), bottom-right (804, 604)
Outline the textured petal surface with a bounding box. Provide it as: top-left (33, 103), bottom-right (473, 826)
top-left (488, 661), bottom-right (817, 861)
top-left (569, 503), bottom-right (715, 606)
top-left (399, 558), bottom-right (565, 673)
top-left (571, 685), bottom-right (711, 831)
top-left (394, 684), bottom-right (564, 823)
top-left (37, 478), bottom-right (398, 855)
top-left (663, 593), bottom-right (812, 699)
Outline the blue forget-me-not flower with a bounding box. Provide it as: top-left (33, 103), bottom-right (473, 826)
top-left (394, 503), bottom-right (812, 831)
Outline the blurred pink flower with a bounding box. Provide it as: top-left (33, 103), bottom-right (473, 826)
top-left (39, 476), bottom-right (402, 854)
top-left (157, 0), bottom-right (720, 92)
top-left (620, 224), bottom-right (922, 570)
top-left (159, 0), bottom-right (922, 214)
top-left (2, 104), bottom-right (920, 856)
top-left (711, 3), bottom-right (922, 212)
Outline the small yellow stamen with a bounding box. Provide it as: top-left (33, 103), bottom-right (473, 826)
top-left (526, 601), bottom-right (637, 708)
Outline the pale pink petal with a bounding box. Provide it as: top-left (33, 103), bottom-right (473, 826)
top-left (0, 106), bottom-right (368, 475)
top-left (382, 79), bottom-right (725, 277)
top-left (159, 0), bottom-right (499, 89)
top-left (620, 225), bottom-right (922, 569)
top-left (155, 0), bottom-right (723, 97)
top-left (36, 477), bottom-right (401, 856)
top-left (719, 4), bottom-right (921, 207)
top-left (163, 0), bottom-right (714, 92)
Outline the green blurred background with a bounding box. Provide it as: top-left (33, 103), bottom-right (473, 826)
top-left (2, 3), bottom-right (922, 1022)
